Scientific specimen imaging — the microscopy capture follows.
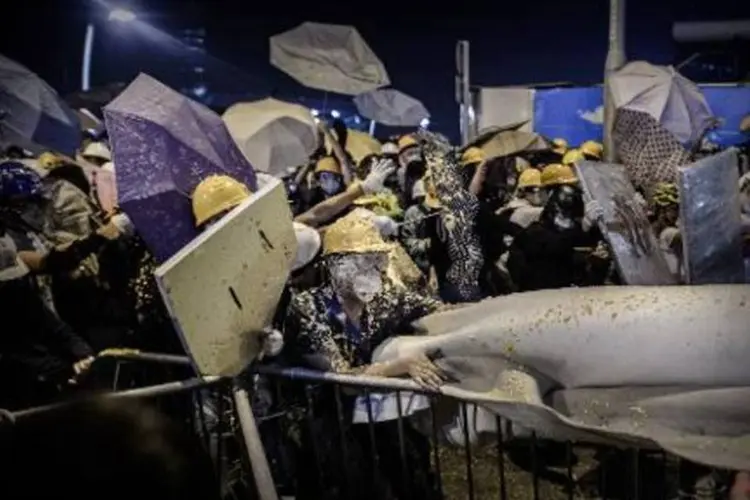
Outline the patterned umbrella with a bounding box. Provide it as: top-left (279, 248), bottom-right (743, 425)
top-left (0, 54), bottom-right (81, 156)
top-left (104, 73), bottom-right (257, 263)
top-left (353, 88), bottom-right (429, 127)
top-left (270, 22), bottom-right (389, 95)
top-left (611, 61), bottom-right (714, 148)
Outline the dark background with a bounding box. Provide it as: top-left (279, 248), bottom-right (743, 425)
top-left (2, 0), bottom-right (748, 140)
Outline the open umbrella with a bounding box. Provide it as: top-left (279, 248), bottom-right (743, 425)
top-left (223, 98), bottom-right (317, 177)
top-left (353, 88), bottom-right (429, 127)
top-left (610, 61), bottom-right (714, 147)
top-left (270, 22), bottom-right (389, 95)
top-left (0, 54), bottom-right (81, 156)
top-left (325, 128), bottom-right (381, 165)
top-left (471, 129), bottom-right (550, 159)
top-left (104, 73), bottom-right (257, 263)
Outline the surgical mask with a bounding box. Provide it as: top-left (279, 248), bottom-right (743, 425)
top-left (522, 187), bottom-right (545, 207)
top-left (319, 174), bottom-right (341, 195)
top-left (553, 213), bottom-right (576, 230)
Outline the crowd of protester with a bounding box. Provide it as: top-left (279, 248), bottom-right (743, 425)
top-left (1, 118), bottom-right (750, 499)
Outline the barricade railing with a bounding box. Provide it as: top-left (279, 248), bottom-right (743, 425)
top-left (7, 352), bottom-right (726, 500)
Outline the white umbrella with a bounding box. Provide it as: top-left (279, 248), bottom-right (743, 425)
top-left (610, 61), bottom-right (714, 147)
top-left (353, 88), bottom-right (429, 127)
top-left (223, 98), bottom-right (318, 177)
top-left (270, 22), bottom-right (389, 95)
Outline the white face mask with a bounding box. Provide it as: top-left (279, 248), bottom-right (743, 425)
top-left (352, 273), bottom-right (383, 303)
top-left (320, 177), bottom-right (341, 195)
top-left (553, 213), bottom-right (575, 230)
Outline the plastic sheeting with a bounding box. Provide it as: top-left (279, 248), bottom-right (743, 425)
top-left (270, 22), bottom-right (389, 95)
top-left (679, 149), bottom-right (745, 284)
top-left (372, 285), bottom-right (750, 470)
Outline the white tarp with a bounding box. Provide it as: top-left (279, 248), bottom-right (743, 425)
top-left (223, 98), bottom-right (318, 178)
top-left (370, 285), bottom-right (750, 470)
top-left (155, 176), bottom-right (296, 376)
top-left (270, 22), bottom-right (389, 96)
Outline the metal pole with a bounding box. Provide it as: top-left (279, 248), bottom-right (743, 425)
top-left (456, 40), bottom-right (472, 145)
top-left (232, 381), bottom-right (279, 500)
top-left (603, 0), bottom-right (627, 162)
top-left (82, 23), bottom-right (95, 91)
top-left (368, 119), bottom-right (377, 136)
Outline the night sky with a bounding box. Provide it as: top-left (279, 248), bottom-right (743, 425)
top-left (2, 0), bottom-right (749, 140)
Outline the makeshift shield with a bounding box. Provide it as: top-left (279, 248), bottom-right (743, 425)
top-left (155, 176), bottom-right (295, 377)
top-left (576, 160), bottom-right (677, 285)
top-left (679, 149), bottom-right (745, 285)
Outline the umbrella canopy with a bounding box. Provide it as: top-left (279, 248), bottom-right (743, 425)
top-left (610, 61), bottom-right (714, 147)
top-left (325, 128), bottom-right (381, 165)
top-left (473, 129), bottom-right (550, 159)
top-left (223, 98), bottom-right (318, 178)
top-left (353, 88), bottom-right (429, 127)
top-left (104, 73), bottom-right (257, 263)
top-left (461, 120), bottom-right (531, 151)
top-left (0, 54), bottom-right (81, 156)
top-left (270, 22), bottom-right (389, 95)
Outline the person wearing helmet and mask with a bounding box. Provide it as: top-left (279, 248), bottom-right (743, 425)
top-left (651, 182), bottom-right (683, 281)
top-left (506, 164), bottom-right (602, 291)
top-left (284, 210), bottom-right (443, 500)
top-left (312, 156), bottom-right (345, 203)
top-left (396, 135), bottom-right (427, 207)
top-left (400, 177), bottom-right (445, 276)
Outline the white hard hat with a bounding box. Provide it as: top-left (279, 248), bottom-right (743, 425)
top-left (292, 222), bottom-right (321, 272)
top-left (412, 179), bottom-right (426, 199)
top-left (381, 142), bottom-right (398, 155)
top-left (83, 141), bottom-right (112, 161)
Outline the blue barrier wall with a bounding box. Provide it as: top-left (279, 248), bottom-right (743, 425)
top-left (531, 85), bottom-right (750, 148)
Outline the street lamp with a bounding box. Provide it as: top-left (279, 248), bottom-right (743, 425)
top-left (81, 7), bottom-right (137, 91)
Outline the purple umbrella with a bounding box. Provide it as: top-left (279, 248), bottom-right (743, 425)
top-left (104, 73), bottom-right (256, 263)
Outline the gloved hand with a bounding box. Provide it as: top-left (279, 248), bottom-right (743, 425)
top-left (372, 215), bottom-right (399, 237)
top-left (583, 200), bottom-right (604, 231)
top-left (361, 158), bottom-right (396, 195)
top-left (260, 328), bottom-right (284, 358)
top-left (110, 213), bottom-right (135, 238)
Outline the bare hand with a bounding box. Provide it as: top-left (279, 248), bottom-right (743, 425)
top-left (404, 353), bottom-right (446, 391)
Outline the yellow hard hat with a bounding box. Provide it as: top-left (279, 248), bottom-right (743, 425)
top-left (580, 140), bottom-right (603, 159)
top-left (38, 152), bottom-right (66, 170)
top-left (460, 147), bottom-right (485, 167)
top-left (397, 135), bottom-right (418, 151)
top-left (517, 168), bottom-right (542, 189)
top-left (651, 183), bottom-right (679, 208)
top-left (192, 175), bottom-right (251, 227)
top-left (541, 164), bottom-right (577, 187)
top-left (552, 138), bottom-right (568, 155)
top-left (562, 149), bottom-right (585, 166)
top-left (314, 156), bottom-right (341, 175)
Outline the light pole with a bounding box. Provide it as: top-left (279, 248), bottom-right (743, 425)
top-left (603, 0), bottom-right (626, 162)
top-left (81, 8), bottom-right (137, 91)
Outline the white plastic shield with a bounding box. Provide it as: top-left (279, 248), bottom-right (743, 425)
top-left (155, 177), bottom-right (296, 376)
top-left (576, 160), bottom-right (677, 285)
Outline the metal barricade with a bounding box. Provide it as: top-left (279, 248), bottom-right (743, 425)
top-left (6, 353), bottom-right (727, 500)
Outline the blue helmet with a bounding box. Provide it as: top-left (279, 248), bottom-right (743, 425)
top-left (0, 161), bottom-right (43, 203)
